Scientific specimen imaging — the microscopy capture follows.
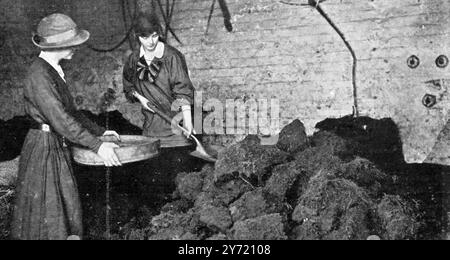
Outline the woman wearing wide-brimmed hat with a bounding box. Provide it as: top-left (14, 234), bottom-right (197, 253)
top-left (11, 13), bottom-right (122, 240)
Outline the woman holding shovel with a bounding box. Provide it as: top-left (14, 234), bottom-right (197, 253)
top-left (123, 12), bottom-right (195, 143)
top-left (122, 12), bottom-right (206, 190)
top-left (11, 14), bottom-right (122, 240)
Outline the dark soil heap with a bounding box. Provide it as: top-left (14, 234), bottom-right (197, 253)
top-left (120, 118), bottom-right (437, 240)
top-left (0, 113), bottom-right (446, 240)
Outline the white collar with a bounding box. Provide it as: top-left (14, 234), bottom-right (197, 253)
top-left (39, 52), bottom-right (66, 82)
top-left (139, 42), bottom-right (165, 62)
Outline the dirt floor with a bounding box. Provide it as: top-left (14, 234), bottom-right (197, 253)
top-left (0, 112), bottom-right (448, 240)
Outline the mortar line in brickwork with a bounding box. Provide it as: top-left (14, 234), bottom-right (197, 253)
top-left (176, 27), bottom-right (450, 48)
top-left (199, 79), bottom-right (354, 88)
top-left (186, 47), bottom-right (405, 65)
top-left (173, 7), bottom-right (442, 25)
top-left (173, 4), bottom-right (444, 26)
top-left (173, 22), bottom-right (449, 44)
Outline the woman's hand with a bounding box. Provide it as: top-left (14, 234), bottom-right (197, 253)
top-left (97, 142), bottom-right (122, 167)
top-left (132, 91), bottom-right (155, 113)
top-left (181, 105), bottom-right (195, 138)
top-left (103, 130), bottom-right (121, 142)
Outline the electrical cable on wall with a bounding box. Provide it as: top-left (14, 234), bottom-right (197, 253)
top-left (155, 0), bottom-right (183, 45)
top-left (205, 0), bottom-right (233, 35)
top-left (218, 0), bottom-right (233, 32)
top-left (87, 0), bottom-right (138, 53)
top-left (205, 0), bottom-right (217, 36)
top-left (280, 0), bottom-right (360, 117)
top-left (122, 0), bottom-right (136, 50)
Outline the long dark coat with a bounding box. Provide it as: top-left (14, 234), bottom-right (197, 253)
top-left (11, 57), bottom-right (105, 240)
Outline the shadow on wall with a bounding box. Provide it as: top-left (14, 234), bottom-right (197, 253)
top-left (313, 115), bottom-right (448, 239)
top-left (315, 115), bottom-right (405, 171)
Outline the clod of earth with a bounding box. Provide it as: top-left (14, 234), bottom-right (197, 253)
top-left (263, 161), bottom-right (305, 200)
top-left (200, 165), bottom-right (253, 206)
top-left (292, 170), bottom-right (375, 240)
top-left (335, 157), bottom-right (391, 198)
top-left (377, 195), bottom-right (422, 240)
top-left (276, 119), bottom-right (309, 154)
top-left (230, 214), bottom-right (287, 240)
top-left (310, 130), bottom-right (360, 160)
top-left (229, 188), bottom-right (285, 222)
top-left (201, 178), bottom-right (253, 207)
top-left (198, 204), bottom-right (233, 233)
top-left (214, 135), bottom-right (290, 186)
top-left (291, 147), bottom-right (342, 200)
top-left (175, 171), bottom-right (204, 202)
top-left (146, 209), bottom-right (202, 240)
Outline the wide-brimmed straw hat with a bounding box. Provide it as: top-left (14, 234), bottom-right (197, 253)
top-left (32, 13), bottom-right (90, 49)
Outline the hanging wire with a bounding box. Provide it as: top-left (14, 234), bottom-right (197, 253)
top-left (205, 0), bottom-right (217, 36)
top-left (280, 0), bottom-right (360, 117)
top-left (156, 0), bottom-right (183, 44)
top-left (122, 0), bottom-right (136, 50)
top-left (218, 0), bottom-right (233, 32)
top-left (87, 0), bottom-right (138, 53)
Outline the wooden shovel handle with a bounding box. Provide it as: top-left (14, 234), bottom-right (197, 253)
top-left (146, 103), bottom-right (173, 124)
top-left (145, 103), bottom-right (196, 141)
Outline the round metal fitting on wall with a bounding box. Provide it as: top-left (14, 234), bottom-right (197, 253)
top-left (407, 55), bottom-right (420, 69)
top-left (422, 94), bottom-right (437, 108)
top-left (436, 55), bottom-right (449, 68)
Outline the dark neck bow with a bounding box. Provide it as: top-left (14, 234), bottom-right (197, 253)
top-left (137, 56), bottom-right (162, 82)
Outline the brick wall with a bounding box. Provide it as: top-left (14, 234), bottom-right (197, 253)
top-left (166, 0), bottom-right (450, 163)
top-left (1, 0), bottom-right (449, 163)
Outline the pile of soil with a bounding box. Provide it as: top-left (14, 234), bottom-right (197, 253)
top-left (0, 113), bottom-right (446, 240)
top-left (119, 118), bottom-right (441, 240)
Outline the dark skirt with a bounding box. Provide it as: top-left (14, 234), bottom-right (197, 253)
top-left (10, 129), bottom-right (82, 240)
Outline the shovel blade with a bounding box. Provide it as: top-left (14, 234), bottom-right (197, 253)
top-left (189, 144), bottom-right (223, 163)
top-left (190, 150), bottom-right (217, 163)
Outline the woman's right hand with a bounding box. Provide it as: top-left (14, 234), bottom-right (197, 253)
top-left (132, 91), bottom-right (155, 113)
top-left (97, 142), bottom-right (122, 167)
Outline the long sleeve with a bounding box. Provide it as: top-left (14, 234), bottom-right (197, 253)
top-left (25, 71), bottom-right (103, 153)
top-left (170, 52), bottom-right (194, 107)
top-left (122, 55), bottom-right (138, 103)
top-left (73, 112), bottom-right (106, 136)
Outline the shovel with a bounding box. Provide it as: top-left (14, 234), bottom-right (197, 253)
top-left (143, 102), bottom-right (218, 163)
